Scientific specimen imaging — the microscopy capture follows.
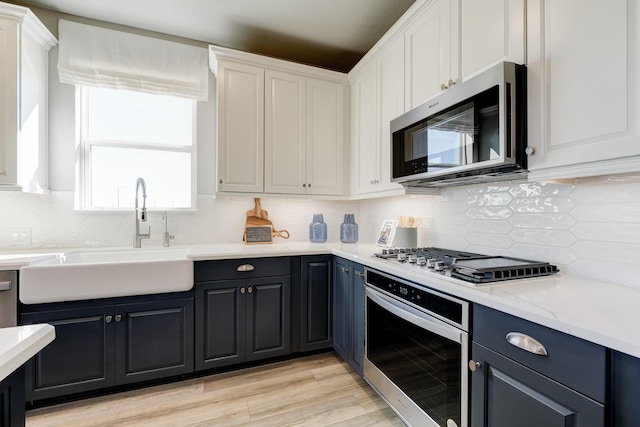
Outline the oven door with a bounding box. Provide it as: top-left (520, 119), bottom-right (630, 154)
top-left (364, 286), bottom-right (468, 427)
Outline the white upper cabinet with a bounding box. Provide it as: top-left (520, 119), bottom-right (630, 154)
top-left (265, 71), bottom-right (345, 195)
top-left (460, 0), bottom-right (526, 79)
top-left (404, 0), bottom-right (459, 110)
top-left (215, 60), bottom-right (265, 193)
top-left (526, 0), bottom-right (640, 180)
top-left (351, 36), bottom-right (405, 196)
top-left (304, 78), bottom-right (345, 196)
top-left (264, 69), bottom-right (305, 194)
top-left (0, 4), bottom-right (56, 192)
top-left (211, 46), bottom-right (348, 197)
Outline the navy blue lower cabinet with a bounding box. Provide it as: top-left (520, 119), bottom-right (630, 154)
top-left (115, 299), bottom-right (194, 384)
top-left (195, 258), bottom-right (291, 371)
top-left (0, 366), bottom-right (25, 427)
top-left (611, 350), bottom-right (640, 426)
top-left (299, 256), bottom-right (333, 352)
top-left (332, 257), bottom-right (365, 376)
top-left (470, 305), bottom-right (606, 427)
top-left (21, 297), bottom-right (194, 402)
top-left (470, 343), bottom-right (604, 427)
top-left (22, 305), bottom-right (116, 401)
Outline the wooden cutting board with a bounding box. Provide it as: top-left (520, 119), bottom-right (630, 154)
top-left (243, 198), bottom-right (289, 244)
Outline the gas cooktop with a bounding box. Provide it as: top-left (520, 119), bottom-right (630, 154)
top-left (373, 247), bottom-right (559, 284)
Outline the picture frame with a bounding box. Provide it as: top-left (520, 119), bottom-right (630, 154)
top-left (376, 220), bottom-right (397, 247)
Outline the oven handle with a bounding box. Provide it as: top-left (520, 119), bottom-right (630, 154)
top-left (366, 286), bottom-right (465, 344)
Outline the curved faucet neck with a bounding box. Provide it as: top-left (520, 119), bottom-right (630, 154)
top-left (135, 178), bottom-right (147, 209)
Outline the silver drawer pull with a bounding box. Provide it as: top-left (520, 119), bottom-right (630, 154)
top-left (237, 264), bottom-right (255, 272)
top-left (0, 281), bottom-right (11, 291)
top-left (506, 332), bottom-right (548, 356)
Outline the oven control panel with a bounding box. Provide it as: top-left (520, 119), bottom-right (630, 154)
top-left (365, 268), bottom-right (467, 330)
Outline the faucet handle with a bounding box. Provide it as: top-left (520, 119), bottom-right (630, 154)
top-left (163, 232), bottom-right (175, 247)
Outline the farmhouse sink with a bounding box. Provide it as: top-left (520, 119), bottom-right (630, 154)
top-left (19, 247), bottom-right (194, 304)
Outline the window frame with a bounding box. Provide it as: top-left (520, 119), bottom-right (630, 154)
top-left (75, 86), bottom-right (198, 212)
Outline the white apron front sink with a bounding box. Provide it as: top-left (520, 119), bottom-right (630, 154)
top-left (19, 248), bottom-right (194, 304)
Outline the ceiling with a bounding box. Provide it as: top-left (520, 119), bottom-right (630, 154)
top-left (14, 0), bottom-right (416, 73)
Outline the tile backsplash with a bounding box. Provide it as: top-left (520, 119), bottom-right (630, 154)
top-left (2, 174), bottom-right (639, 287)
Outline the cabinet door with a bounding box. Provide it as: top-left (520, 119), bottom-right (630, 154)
top-left (305, 78), bottom-right (345, 195)
top-left (471, 342), bottom-right (605, 427)
top-left (527, 0), bottom-right (640, 179)
top-left (264, 69), bottom-right (306, 194)
top-left (332, 257), bottom-right (351, 361)
top-left (405, 0), bottom-right (459, 109)
top-left (611, 351), bottom-right (640, 427)
top-left (352, 63), bottom-right (378, 194)
top-left (217, 60), bottom-right (264, 193)
top-left (246, 276), bottom-right (291, 361)
top-left (115, 298), bottom-right (194, 384)
top-left (349, 263), bottom-right (365, 376)
top-left (0, 366), bottom-right (25, 427)
top-left (21, 306), bottom-right (115, 401)
top-left (460, 0), bottom-right (525, 80)
top-left (195, 280), bottom-right (246, 370)
top-left (0, 17), bottom-right (19, 186)
top-left (300, 256), bottom-right (332, 352)
top-left (376, 36), bottom-right (406, 192)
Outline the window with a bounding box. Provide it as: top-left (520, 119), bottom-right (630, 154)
top-left (78, 86), bottom-right (196, 210)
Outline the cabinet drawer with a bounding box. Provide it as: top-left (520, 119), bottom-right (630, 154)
top-left (195, 257), bottom-right (291, 282)
top-left (473, 304), bottom-right (606, 403)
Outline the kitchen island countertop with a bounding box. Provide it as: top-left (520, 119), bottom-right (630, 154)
top-left (0, 324), bottom-right (55, 382)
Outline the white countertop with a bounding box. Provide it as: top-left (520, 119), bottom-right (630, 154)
top-left (0, 324), bottom-right (55, 382)
top-left (2, 242), bottom-right (639, 359)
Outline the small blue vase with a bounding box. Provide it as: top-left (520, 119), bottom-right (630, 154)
top-left (340, 214), bottom-right (358, 243)
top-left (309, 214), bottom-right (327, 243)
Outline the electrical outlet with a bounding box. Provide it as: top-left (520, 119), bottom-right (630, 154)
top-left (9, 227), bottom-right (31, 247)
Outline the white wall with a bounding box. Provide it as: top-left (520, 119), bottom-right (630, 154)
top-left (2, 174), bottom-right (639, 289)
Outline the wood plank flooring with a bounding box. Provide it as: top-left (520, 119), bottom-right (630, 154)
top-left (26, 352), bottom-right (405, 426)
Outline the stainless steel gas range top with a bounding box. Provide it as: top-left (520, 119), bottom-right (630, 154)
top-left (373, 247), bottom-right (559, 285)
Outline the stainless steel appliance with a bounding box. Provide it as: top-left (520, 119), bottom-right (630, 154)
top-left (373, 247), bottom-right (558, 285)
top-left (364, 247), bottom-right (558, 426)
top-left (0, 271), bottom-right (18, 327)
top-left (391, 62), bottom-right (527, 188)
top-left (365, 268), bottom-right (469, 427)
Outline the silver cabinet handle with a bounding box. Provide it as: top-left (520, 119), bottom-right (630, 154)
top-left (341, 267), bottom-right (349, 273)
top-left (441, 82), bottom-right (447, 90)
top-left (115, 314), bottom-right (122, 322)
top-left (247, 286), bottom-right (253, 294)
top-left (105, 315), bottom-right (113, 323)
top-left (468, 360), bottom-right (480, 372)
top-left (240, 287), bottom-right (246, 294)
top-left (355, 271), bottom-right (364, 278)
top-left (237, 264), bottom-right (255, 272)
top-left (0, 281), bottom-right (11, 291)
top-left (506, 332), bottom-right (548, 356)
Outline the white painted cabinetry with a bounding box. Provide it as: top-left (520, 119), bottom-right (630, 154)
top-left (0, 4), bottom-right (56, 192)
top-left (211, 46), bottom-right (348, 197)
top-left (265, 71), bottom-right (344, 195)
top-left (215, 60), bottom-right (265, 193)
top-left (526, 0), bottom-right (640, 180)
top-left (351, 36), bottom-right (404, 196)
top-left (460, 0), bottom-right (526, 80)
top-left (404, 0), bottom-right (459, 110)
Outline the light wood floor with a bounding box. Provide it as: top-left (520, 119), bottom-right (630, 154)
top-left (26, 352), bottom-right (405, 427)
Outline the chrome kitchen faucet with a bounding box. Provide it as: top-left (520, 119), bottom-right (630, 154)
top-left (134, 177), bottom-right (150, 248)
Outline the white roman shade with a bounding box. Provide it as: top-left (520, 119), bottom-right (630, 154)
top-left (57, 19), bottom-right (208, 100)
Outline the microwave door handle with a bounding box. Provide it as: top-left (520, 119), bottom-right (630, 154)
top-left (366, 287), bottom-right (464, 344)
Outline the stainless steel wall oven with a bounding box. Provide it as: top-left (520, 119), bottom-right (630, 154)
top-left (364, 268), bottom-right (469, 427)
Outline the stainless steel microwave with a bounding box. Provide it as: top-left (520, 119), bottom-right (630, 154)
top-left (391, 62), bottom-right (527, 188)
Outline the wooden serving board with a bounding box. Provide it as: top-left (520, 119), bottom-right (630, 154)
top-left (243, 198), bottom-right (289, 244)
